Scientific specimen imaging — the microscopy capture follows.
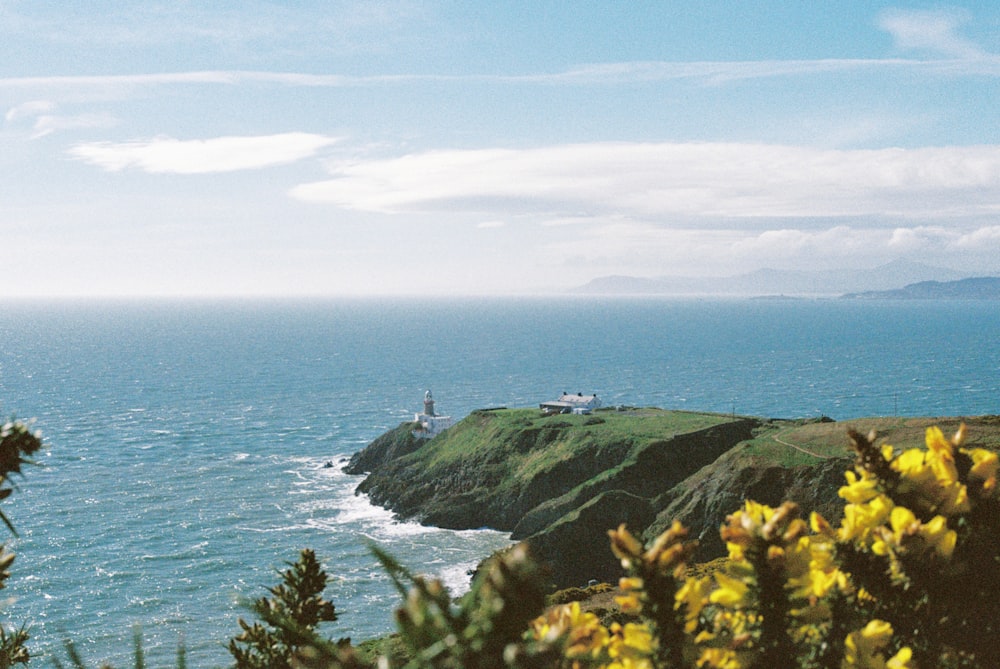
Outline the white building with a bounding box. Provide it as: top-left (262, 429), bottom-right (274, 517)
top-left (539, 392), bottom-right (602, 415)
top-left (413, 390), bottom-right (454, 438)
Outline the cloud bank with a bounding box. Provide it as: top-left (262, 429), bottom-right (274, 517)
top-left (69, 133), bottom-right (339, 173)
top-left (291, 142), bottom-right (1000, 222)
top-left (878, 8), bottom-right (988, 59)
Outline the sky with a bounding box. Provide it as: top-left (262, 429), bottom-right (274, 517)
top-left (1, 1), bottom-right (999, 297)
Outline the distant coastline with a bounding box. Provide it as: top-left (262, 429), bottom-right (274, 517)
top-left (571, 260), bottom-right (984, 298)
top-left (840, 276), bottom-right (1000, 300)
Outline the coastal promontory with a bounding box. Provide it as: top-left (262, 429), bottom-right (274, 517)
top-left (345, 408), bottom-right (992, 588)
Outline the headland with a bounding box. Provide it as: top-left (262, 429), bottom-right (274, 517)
top-left (345, 405), bottom-right (1000, 588)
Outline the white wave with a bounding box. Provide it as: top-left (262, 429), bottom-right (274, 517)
top-left (370, 519), bottom-right (443, 539)
top-left (234, 523), bottom-right (317, 534)
top-left (333, 494), bottom-right (398, 526)
top-left (438, 561), bottom-right (479, 595)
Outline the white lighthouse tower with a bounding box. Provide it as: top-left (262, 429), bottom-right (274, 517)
top-left (413, 390), bottom-right (453, 439)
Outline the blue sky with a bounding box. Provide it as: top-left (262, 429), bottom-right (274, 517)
top-left (2, 1), bottom-right (999, 296)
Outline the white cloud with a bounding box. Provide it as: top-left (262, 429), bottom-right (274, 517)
top-left (887, 226), bottom-right (954, 251)
top-left (69, 133), bottom-right (340, 174)
top-left (291, 142), bottom-right (1000, 222)
top-left (4, 100), bottom-right (55, 122)
top-left (952, 225), bottom-right (1000, 249)
top-left (3, 47), bottom-right (999, 94)
top-left (3, 100), bottom-right (115, 138)
top-left (539, 221), bottom-right (991, 278)
top-left (731, 226), bottom-right (881, 257)
top-left (477, 220), bottom-right (505, 229)
top-left (878, 8), bottom-right (988, 59)
top-left (30, 112), bottom-right (118, 138)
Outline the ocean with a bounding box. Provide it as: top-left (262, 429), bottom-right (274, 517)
top-left (0, 297), bottom-right (997, 667)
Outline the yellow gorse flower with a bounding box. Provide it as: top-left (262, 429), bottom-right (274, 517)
top-left (869, 505), bottom-right (957, 561)
top-left (967, 447), bottom-right (999, 495)
top-left (709, 571), bottom-right (749, 608)
top-left (530, 600), bottom-right (611, 661)
top-left (839, 469), bottom-right (882, 505)
top-left (675, 575), bottom-right (711, 633)
top-left (607, 622), bottom-right (655, 667)
top-left (842, 620), bottom-right (913, 669)
top-left (839, 489), bottom-right (893, 543)
top-left (519, 424), bottom-right (992, 669)
top-left (891, 426), bottom-right (971, 516)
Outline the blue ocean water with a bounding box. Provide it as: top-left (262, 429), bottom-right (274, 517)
top-left (0, 297), bottom-right (997, 667)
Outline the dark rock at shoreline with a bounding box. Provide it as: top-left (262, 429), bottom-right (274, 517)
top-left (343, 422), bottom-right (424, 475)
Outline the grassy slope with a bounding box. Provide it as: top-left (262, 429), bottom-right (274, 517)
top-left (740, 415), bottom-right (1000, 465)
top-left (429, 408), bottom-right (731, 458)
top-left (644, 415), bottom-right (1000, 558)
top-left (413, 407), bottom-right (735, 497)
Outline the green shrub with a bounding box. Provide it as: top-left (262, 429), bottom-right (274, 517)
top-left (228, 549), bottom-right (350, 669)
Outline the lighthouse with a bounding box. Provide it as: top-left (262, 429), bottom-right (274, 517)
top-left (413, 389), bottom-right (453, 439)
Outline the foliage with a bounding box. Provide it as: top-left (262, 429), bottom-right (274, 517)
top-left (228, 549), bottom-right (354, 669)
top-left (510, 423), bottom-right (998, 668)
top-left (0, 419), bottom-right (43, 668)
top-left (371, 542), bottom-right (552, 669)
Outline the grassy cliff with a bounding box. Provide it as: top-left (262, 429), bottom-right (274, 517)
top-left (346, 410), bottom-right (1000, 588)
top-left (346, 408), bottom-right (747, 529)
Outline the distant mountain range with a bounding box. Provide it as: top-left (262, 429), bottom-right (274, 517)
top-left (572, 260), bottom-right (973, 297)
top-left (842, 276), bottom-right (1000, 300)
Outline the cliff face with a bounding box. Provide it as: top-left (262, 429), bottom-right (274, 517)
top-left (645, 453), bottom-right (850, 561)
top-left (509, 420), bottom-right (757, 539)
top-left (344, 422), bottom-right (425, 474)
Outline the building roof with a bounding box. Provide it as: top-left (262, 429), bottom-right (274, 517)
top-left (557, 393), bottom-right (598, 403)
top-left (540, 393), bottom-right (600, 408)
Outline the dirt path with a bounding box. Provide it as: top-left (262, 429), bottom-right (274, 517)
top-left (773, 432), bottom-right (832, 459)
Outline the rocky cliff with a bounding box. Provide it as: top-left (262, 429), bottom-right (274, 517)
top-left (345, 410), bottom-right (983, 589)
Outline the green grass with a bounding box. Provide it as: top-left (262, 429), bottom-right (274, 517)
top-left (418, 408), bottom-right (734, 474)
top-left (736, 415), bottom-right (1000, 468)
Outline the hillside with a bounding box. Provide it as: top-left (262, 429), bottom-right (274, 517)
top-left (572, 260), bottom-right (965, 297)
top-left (841, 276), bottom-right (1000, 300)
top-left (346, 410), bottom-right (1000, 588)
